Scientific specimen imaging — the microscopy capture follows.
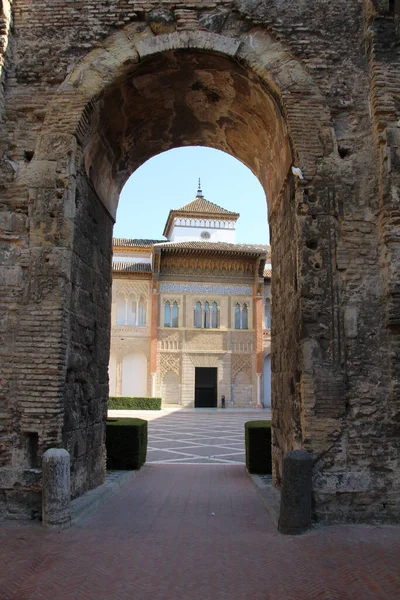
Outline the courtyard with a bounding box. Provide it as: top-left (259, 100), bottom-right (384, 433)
top-left (108, 408), bottom-right (271, 465)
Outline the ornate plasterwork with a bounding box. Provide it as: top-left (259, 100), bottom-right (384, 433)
top-left (231, 332), bottom-right (255, 353)
top-left (159, 353), bottom-right (181, 379)
top-left (186, 331), bottom-right (227, 351)
top-left (231, 354), bottom-right (253, 383)
top-left (160, 255), bottom-right (255, 277)
top-left (159, 282), bottom-right (252, 296)
top-left (158, 330), bottom-right (183, 350)
top-left (188, 355), bottom-right (222, 368)
top-left (112, 280), bottom-right (149, 300)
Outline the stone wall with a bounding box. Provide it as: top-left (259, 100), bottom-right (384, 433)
top-left (0, 0), bottom-right (398, 522)
top-left (63, 173), bottom-right (113, 499)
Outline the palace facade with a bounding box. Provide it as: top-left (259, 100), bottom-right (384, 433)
top-left (109, 186), bottom-right (271, 408)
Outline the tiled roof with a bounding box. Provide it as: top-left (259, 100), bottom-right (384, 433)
top-left (113, 238), bottom-right (164, 248)
top-left (154, 241), bottom-right (269, 255)
top-left (177, 197), bottom-right (239, 217)
top-left (112, 261), bottom-right (152, 273)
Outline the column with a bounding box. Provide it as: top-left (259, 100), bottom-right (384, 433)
top-left (257, 373), bottom-right (262, 408)
top-left (151, 373), bottom-right (157, 398)
top-left (116, 357), bottom-right (123, 396)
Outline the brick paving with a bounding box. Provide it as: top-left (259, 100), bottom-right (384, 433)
top-left (1, 464), bottom-right (399, 600)
top-left (108, 408), bottom-right (271, 464)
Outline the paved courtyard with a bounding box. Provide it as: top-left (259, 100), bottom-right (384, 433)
top-left (0, 464), bottom-right (399, 600)
top-left (108, 408), bottom-right (271, 464)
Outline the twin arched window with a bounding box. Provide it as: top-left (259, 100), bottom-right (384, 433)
top-left (164, 301), bottom-right (179, 327)
top-left (194, 301), bottom-right (219, 329)
top-left (235, 303), bottom-right (249, 330)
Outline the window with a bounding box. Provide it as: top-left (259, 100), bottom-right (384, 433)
top-left (211, 302), bottom-right (219, 329)
top-left (235, 303), bottom-right (249, 330)
top-left (242, 304), bottom-right (248, 329)
top-left (138, 298), bottom-right (146, 326)
top-left (194, 301), bottom-right (219, 329)
top-left (194, 301), bottom-right (202, 328)
top-left (204, 301), bottom-right (210, 328)
top-left (164, 301), bottom-right (179, 328)
top-left (235, 303), bottom-right (241, 329)
top-left (127, 298), bottom-right (136, 326)
top-left (116, 294), bottom-right (126, 325)
top-left (171, 301), bottom-right (179, 328)
top-left (164, 301), bottom-right (171, 327)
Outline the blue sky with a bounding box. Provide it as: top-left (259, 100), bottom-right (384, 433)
top-left (114, 147), bottom-right (270, 244)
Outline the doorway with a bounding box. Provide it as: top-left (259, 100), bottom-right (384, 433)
top-left (195, 368), bottom-right (217, 408)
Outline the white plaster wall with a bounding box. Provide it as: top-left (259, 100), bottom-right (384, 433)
top-left (122, 353), bottom-right (148, 396)
top-left (162, 371), bottom-right (180, 405)
top-left (169, 225), bottom-right (235, 243)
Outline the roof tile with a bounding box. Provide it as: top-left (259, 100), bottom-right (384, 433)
top-left (112, 261), bottom-right (152, 273)
top-left (113, 238), bottom-right (164, 247)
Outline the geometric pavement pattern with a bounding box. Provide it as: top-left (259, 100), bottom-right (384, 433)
top-left (109, 408), bottom-right (272, 464)
top-left (0, 463), bottom-right (399, 600)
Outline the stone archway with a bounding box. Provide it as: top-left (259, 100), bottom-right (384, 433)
top-left (3, 13), bottom-right (384, 523)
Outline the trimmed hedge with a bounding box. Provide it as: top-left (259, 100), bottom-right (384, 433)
top-left (106, 418), bottom-right (148, 470)
top-left (245, 420), bottom-right (272, 474)
top-left (108, 396), bottom-right (162, 410)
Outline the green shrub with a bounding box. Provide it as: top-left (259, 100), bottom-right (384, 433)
top-left (106, 418), bottom-right (148, 470)
top-left (108, 396), bottom-right (162, 410)
top-left (245, 420), bottom-right (272, 474)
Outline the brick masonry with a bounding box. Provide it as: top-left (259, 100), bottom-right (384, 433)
top-left (0, 0), bottom-right (399, 523)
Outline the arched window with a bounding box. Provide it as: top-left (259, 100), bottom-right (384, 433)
top-left (116, 294), bottom-right (126, 325)
top-left (127, 297), bottom-right (136, 326)
top-left (204, 301), bottom-right (210, 328)
top-left (242, 304), bottom-right (248, 329)
top-left (211, 302), bottom-right (219, 329)
top-left (164, 301), bottom-right (171, 327)
top-left (194, 301), bottom-right (202, 328)
top-left (138, 297), bottom-right (146, 326)
top-left (171, 301), bottom-right (179, 328)
top-left (265, 299), bottom-right (271, 329)
top-left (235, 303), bottom-right (241, 329)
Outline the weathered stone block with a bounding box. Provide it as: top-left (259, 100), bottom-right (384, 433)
top-left (42, 449), bottom-right (71, 529)
top-left (279, 450), bottom-right (313, 535)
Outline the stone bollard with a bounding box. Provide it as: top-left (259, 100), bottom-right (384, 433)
top-left (42, 448), bottom-right (71, 529)
top-left (278, 449), bottom-right (313, 535)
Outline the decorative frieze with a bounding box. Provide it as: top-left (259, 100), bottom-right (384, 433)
top-left (158, 330), bottom-right (183, 350)
top-left (185, 330), bottom-right (227, 351)
top-left (231, 331), bottom-right (255, 353)
top-left (160, 255), bottom-right (255, 277)
top-left (159, 282), bottom-right (252, 295)
top-left (112, 280), bottom-right (149, 300)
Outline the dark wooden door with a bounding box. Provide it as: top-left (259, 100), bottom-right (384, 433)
top-left (195, 368), bottom-right (217, 408)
